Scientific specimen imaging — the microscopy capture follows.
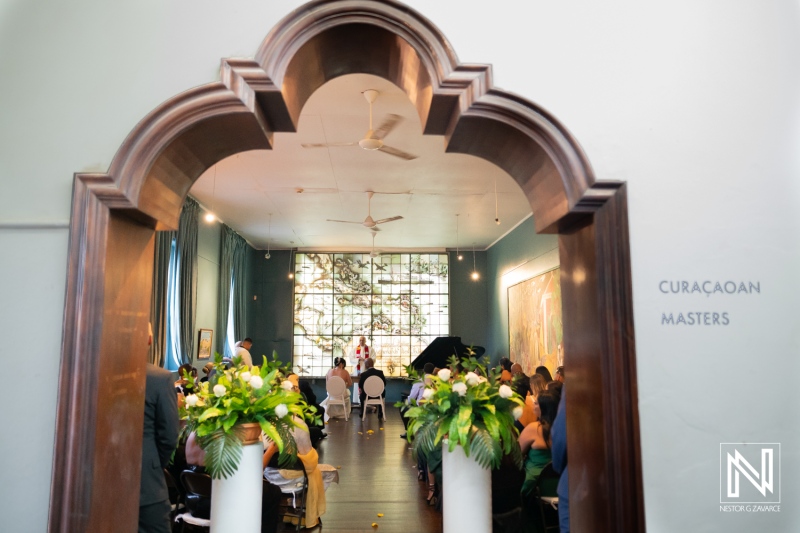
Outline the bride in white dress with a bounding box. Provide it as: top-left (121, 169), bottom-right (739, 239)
top-left (320, 357), bottom-right (352, 420)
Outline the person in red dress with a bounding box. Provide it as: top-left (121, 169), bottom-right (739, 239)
top-left (350, 336), bottom-right (370, 404)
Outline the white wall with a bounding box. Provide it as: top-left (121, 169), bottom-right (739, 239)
top-left (0, 1), bottom-right (797, 531)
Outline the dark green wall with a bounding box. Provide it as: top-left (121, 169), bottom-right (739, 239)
top-left (448, 250), bottom-right (489, 349)
top-left (484, 217), bottom-right (559, 366)
top-left (248, 249), bottom-right (295, 367)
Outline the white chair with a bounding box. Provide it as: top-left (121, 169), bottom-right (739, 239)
top-left (325, 375), bottom-right (349, 421)
top-left (361, 375), bottom-right (386, 421)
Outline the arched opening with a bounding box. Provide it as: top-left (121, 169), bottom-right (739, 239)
top-left (49, 2), bottom-right (643, 532)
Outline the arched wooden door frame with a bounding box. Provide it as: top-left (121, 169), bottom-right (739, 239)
top-left (49, 1), bottom-right (644, 531)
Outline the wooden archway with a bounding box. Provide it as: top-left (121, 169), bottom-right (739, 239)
top-left (49, 1), bottom-right (644, 531)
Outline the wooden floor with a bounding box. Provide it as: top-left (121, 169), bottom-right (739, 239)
top-left (282, 405), bottom-right (443, 533)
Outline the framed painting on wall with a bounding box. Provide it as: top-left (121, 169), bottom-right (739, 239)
top-left (508, 267), bottom-right (563, 377)
top-left (197, 329), bottom-right (213, 360)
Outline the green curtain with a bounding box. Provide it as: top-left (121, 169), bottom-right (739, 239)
top-left (232, 240), bottom-right (250, 345)
top-left (149, 232), bottom-right (173, 366)
top-left (176, 197), bottom-right (200, 365)
top-left (217, 225), bottom-right (249, 358)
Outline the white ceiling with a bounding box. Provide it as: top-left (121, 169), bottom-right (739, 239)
top-left (189, 74), bottom-right (532, 252)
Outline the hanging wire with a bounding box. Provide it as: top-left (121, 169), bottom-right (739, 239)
top-left (456, 214), bottom-right (463, 260)
top-left (471, 243), bottom-right (479, 280)
top-left (265, 214), bottom-right (272, 259)
top-left (494, 178), bottom-right (500, 225)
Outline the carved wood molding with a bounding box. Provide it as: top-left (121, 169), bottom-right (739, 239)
top-left (50, 1), bottom-right (644, 532)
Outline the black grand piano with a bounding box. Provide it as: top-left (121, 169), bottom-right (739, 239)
top-left (411, 336), bottom-right (486, 371)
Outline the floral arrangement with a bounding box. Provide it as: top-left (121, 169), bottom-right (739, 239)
top-left (180, 352), bottom-right (316, 479)
top-left (402, 353), bottom-right (525, 469)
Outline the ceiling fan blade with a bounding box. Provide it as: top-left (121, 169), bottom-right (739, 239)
top-left (326, 219), bottom-right (364, 224)
top-left (301, 142), bottom-right (358, 148)
top-left (371, 114), bottom-right (403, 140)
top-left (374, 216), bottom-right (403, 225)
top-left (378, 145), bottom-right (418, 161)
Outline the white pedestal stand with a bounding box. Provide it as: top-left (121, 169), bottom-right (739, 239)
top-left (441, 442), bottom-right (492, 533)
top-left (210, 439), bottom-right (263, 533)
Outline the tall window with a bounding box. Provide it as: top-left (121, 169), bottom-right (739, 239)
top-left (225, 277), bottom-right (236, 358)
top-left (164, 236), bottom-right (181, 371)
top-left (293, 252), bottom-right (449, 377)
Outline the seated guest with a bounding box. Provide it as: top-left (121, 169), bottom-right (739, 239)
top-left (408, 363), bottom-right (434, 404)
top-left (262, 418), bottom-right (338, 528)
top-left (554, 365), bottom-right (565, 383)
top-left (510, 362), bottom-right (525, 377)
top-left (517, 374), bottom-right (548, 429)
top-left (518, 391), bottom-right (559, 497)
top-left (199, 362), bottom-right (214, 383)
top-left (321, 357), bottom-right (353, 420)
top-left (534, 365), bottom-right (553, 383)
top-left (400, 363), bottom-right (434, 438)
top-left (175, 363), bottom-right (198, 395)
top-left (546, 380), bottom-right (563, 399)
top-left (358, 357), bottom-right (386, 417)
top-left (287, 374), bottom-right (326, 445)
top-left (498, 357), bottom-right (513, 382)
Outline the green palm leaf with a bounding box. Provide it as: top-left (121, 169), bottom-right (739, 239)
top-left (198, 428), bottom-right (244, 479)
top-left (469, 425), bottom-right (502, 469)
top-left (412, 418), bottom-right (439, 460)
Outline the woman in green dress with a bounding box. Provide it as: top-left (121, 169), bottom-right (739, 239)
top-left (518, 390), bottom-right (559, 496)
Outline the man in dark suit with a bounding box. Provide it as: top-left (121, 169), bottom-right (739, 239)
top-left (358, 357), bottom-right (386, 418)
top-left (139, 362), bottom-right (180, 533)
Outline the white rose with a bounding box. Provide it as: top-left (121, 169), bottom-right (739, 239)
top-left (422, 388), bottom-right (434, 400)
top-left (275, 403), bottom-right (289, 418)
top-left (464, 372), bottom-right (479, 386)
top-left (452, 382), bottom-right (467, 396)
top-left (498, 384), bottom-right (513, 399)
top-left (239, 371), bottom-right (251, 382)
top-left (437, 368), bottom-right (451, 381)
top-left (213, 384), bottom-right (227, 397)
top-left (512, 406), bottom-right (523, 420)
top-left (249, 375), bottom-right (264, 389)
top-left (185, 394), bottom-right (199, 407)
top-left (281, 380), bottom-right (294, 391)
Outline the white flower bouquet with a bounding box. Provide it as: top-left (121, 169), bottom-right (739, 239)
top-left (180, 352), bottom-right (315, 479)
top-left (402, 353), bottom-right (525, 469)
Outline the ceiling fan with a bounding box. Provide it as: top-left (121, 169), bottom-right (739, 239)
top-left (327, 191), bottom-right (403, 231)
top-left (301, 89), bottom-right (418, 161)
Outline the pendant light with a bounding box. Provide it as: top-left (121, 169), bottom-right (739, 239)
top-left (264, 214), bottom-right (272, 259)
top-left (456, 214), bottom-right (463, 261)
top-left (494, 178), bottom-right (500, 225)
top-left (204, 164), bottom-right (217, 222)
top-left (288, 248), bottom-right (294, 279)
top-left (471, 244), bottom-right (480, 281)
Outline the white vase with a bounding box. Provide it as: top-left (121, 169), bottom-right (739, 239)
top-left (441, 441), bottom-right (492, 533)
top-left (210, 425), bottom-right (263, 533)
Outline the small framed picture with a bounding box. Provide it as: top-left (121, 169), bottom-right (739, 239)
top-left (198, 329), bottom-right (213, 360)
